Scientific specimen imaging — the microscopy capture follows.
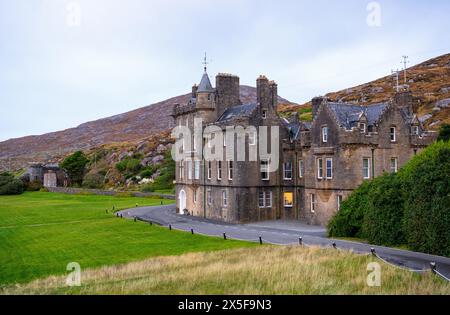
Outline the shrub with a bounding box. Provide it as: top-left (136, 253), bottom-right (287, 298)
top-left (39, 187), bottom-right (49, 192)
top-left (116, 157), bottom-right (142, 175)
top-left (82, 173), bottom-right (105, 189)
top-left (141, 184), bottom-right (155, 193)
top-left (401, 141), bottom-right (450, 256)
top-left (61, 151), bottom-right (89, 186)
top-left (327, 180), bottom-right (373, 238)
top-left (437, 124), bottom-right (450, 142)
top-left (0, 173), bottom-right (24, 195)
top-left (362, 173), bottom-right (405, 246)
top-left (140, 166), bottom-right (155, 178)
top-left (26, 180), bottom-right (43, 191)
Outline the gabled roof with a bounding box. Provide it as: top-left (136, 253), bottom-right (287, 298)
top-left (217, 103), bottom-right (258, 123)
top-left (198, 72), bottom-right (214, 93)
top-left (326, 102), bottom-right (388, 130)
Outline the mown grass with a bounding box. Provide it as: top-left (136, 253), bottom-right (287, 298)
top-left (0, 192), bottom-right (254, 285)
top-left (3, 246), bottom-right (450, 295)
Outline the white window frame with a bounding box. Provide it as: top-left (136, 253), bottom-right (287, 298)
top-left (337, 195), bottom-right (343, 211)
top-left (390, 127), bottom-right (396, 142)
top-left (194, 160), bottom-right (200, 180)
top-left (390, 157), bottom-right (398, 173)
top-left (249, 132), bottom-right (257, 146)
top-left (179, 160), bottom-right (184, 180)
top-left (283, 162), bottom-right (293, 180)
top-left (284, 192), bottom-right (294, 208)
top-left (317, 158), bottom-right (323, 179)
top-left (207, 190), bottom-right (212, 205)
top-left (261, 159), bottom-right (270, 181)
top-left (187, 160), bottom-right (193, 180)
top-left (265, 191), bottom-right (272, 208)
top-left (360, 123), bottom-right (366, 133)
top-left (299, 159), bottom-right (304, 178)
top-left (363, 158), bottom-right (371, 179)
top-left (207, 161), bottom-right (212, 180)
top-left (222, 190), bottom-right (228, 207)
top-left (325, 158), bottom-right (333, 179)
top-left (217, 161), bottom-right (222, 180)
top-left (228, 161), bottom-right (233, 181)
top-left (311, 194), bottom-right (316, 213)
top-left (322, 127), bottom-right (328, 143)
top-left (258, 191), bottom-right (265, 208)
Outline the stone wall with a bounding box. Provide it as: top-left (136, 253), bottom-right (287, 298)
top-left (46, 187), bottom-right (175, 200)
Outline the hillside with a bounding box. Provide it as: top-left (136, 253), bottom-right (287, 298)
top-left (0, 86), bottom-right (291, 171)
top-left (279, 53), bottom-right (450, 126)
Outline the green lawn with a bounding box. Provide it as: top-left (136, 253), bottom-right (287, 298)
top-left (0, 192), bottom-right (254, 285)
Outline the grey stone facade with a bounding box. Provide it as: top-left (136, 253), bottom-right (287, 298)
top-left (173, 69), bottom-right (437, 226)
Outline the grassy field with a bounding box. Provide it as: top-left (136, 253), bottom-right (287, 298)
top-left (0, 192), bottom-right (254, 285)
top-left (3, 246), bottom-right (450, 295)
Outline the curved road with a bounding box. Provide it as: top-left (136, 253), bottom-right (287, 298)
top-left (119, 204), bottom-right (450, 280)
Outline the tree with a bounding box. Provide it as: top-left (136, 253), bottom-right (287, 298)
top-left (437, 124), bottom-right (450, 142)
top-left (0, 173), bottom-right (24, 195)
top-left (60, 151), bottom-right (89, 186)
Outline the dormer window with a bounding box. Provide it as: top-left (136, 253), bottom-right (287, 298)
top-left (359, 123), bottom-right (366, 133)
top-left (322, 127), bottom-right (329, 143)
top-left (412, 126), bottom-right (419, 136)
top-left (390, 127), bottom-right (396, 142)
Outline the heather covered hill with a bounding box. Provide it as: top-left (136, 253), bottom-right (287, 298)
top-left (279, 53), bottom-right (450, 127)
top-left (0, 86), bottom-right (291, 171)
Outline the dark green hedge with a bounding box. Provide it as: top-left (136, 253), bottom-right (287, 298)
top-left (0, 173), bottom-right (24, 195)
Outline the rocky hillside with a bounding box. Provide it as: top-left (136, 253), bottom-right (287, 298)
top-left (280, 53), bottom-right (450, 128)
top-left (0, 86), bottom-right (292, 171)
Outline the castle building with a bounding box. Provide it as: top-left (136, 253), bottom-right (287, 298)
top-left (172, 68), bottom-right (436, 226)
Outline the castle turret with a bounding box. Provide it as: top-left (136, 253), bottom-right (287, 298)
top-left (196, 71), bottom-right (215, 110)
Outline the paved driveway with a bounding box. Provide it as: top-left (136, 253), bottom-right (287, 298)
top-left (118, 204), bottom-right (450, 280)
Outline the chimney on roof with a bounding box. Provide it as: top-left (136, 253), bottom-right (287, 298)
top-left (257, 75), bottom-right (278, 110)
top-left (312, 96), bottom-right (327, 119)
top-left (394, 90), bottom-right (414, 115)
top-left (192, 84), bottom-right (198, 98)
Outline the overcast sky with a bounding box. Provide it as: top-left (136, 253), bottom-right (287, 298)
top-left (1, 0), bottom-right (449, 141)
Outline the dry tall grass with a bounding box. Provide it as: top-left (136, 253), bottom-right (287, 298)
top-left (2, 246), bottom-right (449, 295)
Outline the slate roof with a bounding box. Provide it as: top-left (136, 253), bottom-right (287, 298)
top-left (217, 103), bottom-right (258, 123)
top-left (327, 102), bottom-right (388, 129)
top-left (198, 72), bottom-right (214, 92)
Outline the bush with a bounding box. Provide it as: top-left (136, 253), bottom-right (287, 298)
top-left (39, 187), bottom-right (49, 192)
top-left (0, 173), bottom-right (24, 195)
top-left (116, 157), bottom-right (142, 175)
top-left (327, 180), bottom-right (373, 238)
top-left (140, 166), bottom-right (155, 178)
top-left (437, 124), bottom-right (450, 142)
top-left (82, 173), bottom-right (105, 189)
top-left (362, 173), bottom-right (405, 246)
top-left (61, 151), bottom-right (89, 186)
top-left (26, 179), bottom-right (43, 191)
top-left (141, 184), bottom-right (155, 193)
top-left (401, 141), bottom-right (450, 256)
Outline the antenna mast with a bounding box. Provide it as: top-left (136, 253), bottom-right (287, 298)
top-left (401, 55), bottom-right (409, 84)
top-left (391, 69), bottom-right (400, 92)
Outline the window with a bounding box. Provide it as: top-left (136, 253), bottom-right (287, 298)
top-left (363, 158), bottom-right (371, 179)
top-left (368, 125), bottom-right (374, 133)
top-left (207, 190), bottom-right (212, 205)
top-left (311, 194), bottom-right (316, 213)
top-left (193, 189), bottom-right (197, 204)
top-left (283, 162), bottom-right (293, 180)
top-left (194, 160), bottom-right (200, 180)
top-left (322, 127), bottom-right (329, 143)
top-left (258, 192), bottom-right (265, 208)
top-left (337, 195), bottom-right (343, 211)
top-left (259, 191), bottom-right (273, 208)
top-left (261, 159), bottom-right (270, 180)
top-left (317, 158), bottom-right (323, 179)
top-left (390, 127), bottom-right (396, 142)
top-left (179, 161), bottom-right (184, 180)
top-left (360, 123), bottom-right (366, 133)
top-left (188, 160), bottom-right (193, 180)
top-left (265, 191), bottom-right (272, 208)
top-left (217, 161), bottom-right (222, 180)
top-left (193, 135), bottom-right (197, 152)
top-left (262, 110), bottom-right (267, 119)
top-left (249, 132), bottom-right (256, 146)
top-left (207, 161), bottom-right (212, 180)
top-left (326, 158), bottom-right (333, 179)
top-left (222, 190), bottom-right (228, 207)
top-left (390, 158), bottom-right (398, 173)
top-left (412, 126), bottom-right (419, 135)
top-left (284, 192), bottom-right (293, 208)
top-left (228, 161), bottom-right (233, 180)
top-left (299, 159), bottom-right (304, 178)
